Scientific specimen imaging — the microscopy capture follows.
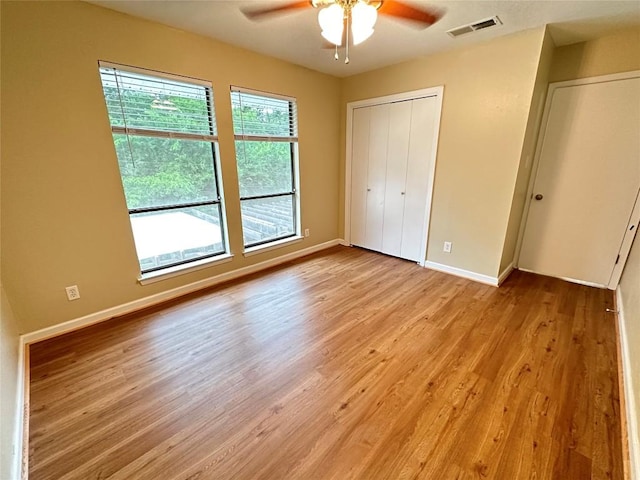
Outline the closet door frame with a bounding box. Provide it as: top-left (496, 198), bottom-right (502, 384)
top-left (344, 86), bottom-right (444, 266)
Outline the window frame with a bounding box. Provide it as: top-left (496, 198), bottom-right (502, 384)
top-left (99, 61), bottom-right (230, 276)
top-left (230, 86), bottom-right (301, 250)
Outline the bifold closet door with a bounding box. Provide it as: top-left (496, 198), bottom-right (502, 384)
top-left (350, 107), bottom-right (371, 248)
top-left (350, 96), bottom-right (438, 262)
top-left (381, 101), bottom-right (412, 257)
top-left (364, 103), bottom-right (391, 251)
top-left (401, 96), bottom-right (438, 262)
top-left (351, 103), bottom-right (390, 252)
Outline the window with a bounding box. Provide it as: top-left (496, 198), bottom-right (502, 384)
top-left (231, 87), bottom-right (300, 248)
top-left (99, 63), bottom-right (228, 274)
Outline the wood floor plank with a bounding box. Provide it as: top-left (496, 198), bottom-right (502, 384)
top-left (28, 246), bottom-right (624, 479)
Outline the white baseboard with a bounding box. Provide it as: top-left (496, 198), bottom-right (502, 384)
top-left (424, 261), bottom-right (499, 286)
top-left (518, 267), bottom-right (608, 289)
top-left (616, 287), bottom-right (640, 479)
top-left (338, 238), bottom-right (349, 246)
top-left (21, 239), bottom-right (342, 345)
top-left (498, 262), bottom-right (514, 286)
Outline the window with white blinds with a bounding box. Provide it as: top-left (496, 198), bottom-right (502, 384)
top-left (99, 62), bottom-right (228, 274)
top-left (231, 87), bottom-right (300, 248)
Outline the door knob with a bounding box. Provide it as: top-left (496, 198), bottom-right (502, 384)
top-left (400, 192), bottom-right (405, 195)
top-left (367, 188), bottom-right (371, 192)
top-left (534, 193), bottom-right (544, 201)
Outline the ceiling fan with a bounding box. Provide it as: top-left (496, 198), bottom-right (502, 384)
top-left (243, 0), bottom-right (443, 64)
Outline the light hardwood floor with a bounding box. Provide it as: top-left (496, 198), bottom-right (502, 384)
top-left (28, 246), bottom-right (624, 479)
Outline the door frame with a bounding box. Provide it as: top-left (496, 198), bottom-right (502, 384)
top-left (344, 86), bottom-right (444, 267)
top-left (514, 70), bottom-right (640, 289)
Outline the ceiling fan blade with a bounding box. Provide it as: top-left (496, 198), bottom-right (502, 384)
top-left (377, 1), bottom-right (443, 28)
top-left (242, 1), bottom-right (313, 20)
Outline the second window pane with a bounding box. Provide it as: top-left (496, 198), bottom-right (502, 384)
top-left (235, 141), bottom-right (293, 198)
top-left (241, 195), bottom-right (295, 246)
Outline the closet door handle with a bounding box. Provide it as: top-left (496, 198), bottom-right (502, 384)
top-left (400, 192), bottom-right (405, 195)
top-left (367, 188), bottom-right (371, 192)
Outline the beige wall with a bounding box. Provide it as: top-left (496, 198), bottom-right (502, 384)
top-left (619, 236), bottom-right (640, 472)
top-left (0, 286), bottom-right (21, 480)
top-left (1, 1), bottom-right (341, 333)
top-left (499, 28), bottom-right (555, 273)
top-left (0, 3), bottom-right (22, 475)
top-left (549, 27), bottom-right (640, 83)
top-left (341, 27), bottom-right (546, 277)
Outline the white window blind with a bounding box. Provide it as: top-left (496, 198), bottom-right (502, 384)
top-left (100, 64), bottom-right (217, 141)
top-left (231, 87), bottom-right (298, 142)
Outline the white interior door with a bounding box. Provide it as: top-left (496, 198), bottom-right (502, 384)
top-left (382, 101), bottom-right (411, 257)
top-left (519, 76), bottom-right (640, 287)
top-left (401, 97), bottom-right (438, 262)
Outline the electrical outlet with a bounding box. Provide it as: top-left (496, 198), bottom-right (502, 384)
top-left (65, 285), bottom-right (80, 301)
top-left (443, 241), bottom-right (452, 253)
top-left (304, 228), bottom-right (310, 237)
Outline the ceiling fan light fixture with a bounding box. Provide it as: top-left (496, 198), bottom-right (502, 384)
top-left (350, 2), bottom-right (376, 45)
top-left (318, 3), bottom-right (344, 46)
top-left (351, 1), bottom-right (377, 44)
top-left (351, 27), bottom-right (373, 45)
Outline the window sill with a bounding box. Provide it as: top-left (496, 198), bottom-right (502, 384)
top-left (138, 253), bottom-right (234, 285)
top-left (243, 236), bottom-right (304, 257)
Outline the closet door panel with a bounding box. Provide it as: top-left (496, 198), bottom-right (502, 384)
top-left (350, 107), bottom-right (371, 248)
top-left (401, 96), bottom-right (437, 261)
top-left (365, 103), bottom-right (390, 251)
top-left (382, 101), bottom-right (411, 257)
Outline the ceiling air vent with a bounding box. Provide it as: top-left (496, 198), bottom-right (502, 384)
top-left (447, 16), bottom-right (502, 38)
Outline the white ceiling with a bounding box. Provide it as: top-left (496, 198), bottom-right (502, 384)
top-left (89, 0), bottom-right (640, 77)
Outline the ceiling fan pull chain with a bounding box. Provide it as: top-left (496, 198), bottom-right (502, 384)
top-left (335, 44), bottom-right (339, 61)
top-left (345, 8), bottom-right (350, 64)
